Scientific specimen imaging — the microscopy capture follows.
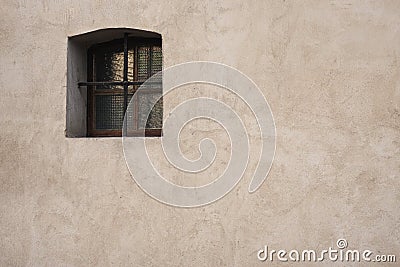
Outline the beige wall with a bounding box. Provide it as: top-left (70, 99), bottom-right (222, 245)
top-left (1, 0), bottom-right (399, 266)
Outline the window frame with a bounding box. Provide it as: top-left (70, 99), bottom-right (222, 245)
top-left (80, 33), bottom-right (162, 137)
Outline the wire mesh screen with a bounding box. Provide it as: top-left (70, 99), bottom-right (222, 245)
top-left (89, 37), bottom-right (162, 136)
top-left (137, 46), bottom-right (150, 81)
top-left (138, 92), bottom-right (163, 129)
top-left (94, 49), bottom-right (134, 89)
top-left (95, 94), bottom-right (125, 129)
top-left (151, 46), bottom-right (162, 75)
top-left (126, 94), bottom-right (136, 131)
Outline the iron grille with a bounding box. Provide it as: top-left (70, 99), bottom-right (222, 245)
top-left (78, 33), bottom-right (162, 137)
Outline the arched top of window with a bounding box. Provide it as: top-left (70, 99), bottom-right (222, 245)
top-left (69, 28), bottom-right (161, 46)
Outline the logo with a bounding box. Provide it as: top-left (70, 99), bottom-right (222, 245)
top-left (122, 61), bottom-right (276, 207)
top-left (257, 239), bottom-right (397, 263)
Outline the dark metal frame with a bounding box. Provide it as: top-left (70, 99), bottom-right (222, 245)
top-left (78, 33), bottom-right (162, 137)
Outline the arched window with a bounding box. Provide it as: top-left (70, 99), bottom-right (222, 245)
top-left (66, 28), bottom-right (162, 137)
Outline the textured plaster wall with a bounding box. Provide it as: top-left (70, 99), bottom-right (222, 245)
top-left (1, 0), bottom-right (399, 266)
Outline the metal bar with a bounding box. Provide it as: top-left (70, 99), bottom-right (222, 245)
top-left (89, 90), bottom-right (124, 95)
top-left (79, 81), bottom-right (124, 86)
top-left (123, 33), bottom-right (129, 113)
top-left (122, 33), bottom-right (129, 134)
top-left (78, 81), bottom-right (161, 87)
top-left (148, 45), bottom-right (153, 78)
top-left (87, 49), bottom-right (94, 136)
top-left (134, 45), bottom-right (139, 130)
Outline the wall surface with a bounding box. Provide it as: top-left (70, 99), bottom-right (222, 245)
top-left (1, 0), bottom-right (399, 266)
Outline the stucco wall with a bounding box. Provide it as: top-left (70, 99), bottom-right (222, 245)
top-left (1, 0), bottom-right (399, 266)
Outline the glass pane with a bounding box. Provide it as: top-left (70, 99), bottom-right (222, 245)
top-left (126, 94), bottom-right (136, 131)
top-left (94, 84), bottom-right (123, 91)
top-left (128, 49), bottom-right (134, 81)
top-left (137, 46), bottom-right (149, 81)
top-left (94, 47), bottom-right (134, 89)
top-left (151, 46), bottom-right (162, 75)
top-left (95, 95), bottom-right (124, 129)
top-left (138, 93), bottom-right (163, 129)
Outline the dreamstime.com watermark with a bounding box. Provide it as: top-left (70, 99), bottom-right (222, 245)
top-left (122, 61), bottom-right (276, 207)
top-left (257, 239), bottom-right (396, 263)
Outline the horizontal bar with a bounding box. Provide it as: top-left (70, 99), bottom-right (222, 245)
top-left (78, 81), bottom-right (162, 87)
top-left (92, 88), bottom-right (162, 95)
top-left (79, 81), bottom-right (123, 86)
top-left (88, 129), bottom-right (162, 137)
top-left (125, 129), bottom-right (163, 137)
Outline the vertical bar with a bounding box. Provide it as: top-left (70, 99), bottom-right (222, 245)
top-left (146, 46), bottom-right (153, 131)
top-left (87, 49), bottom-right (94, 136)
top-left (134, 45), bottom-right (139, 130)
top-left (123, 33), bottom-right (128, 134)
top-left (123, 33), bottom-right (128, 112)
top-left (148, 45), bottom-right (153, 78)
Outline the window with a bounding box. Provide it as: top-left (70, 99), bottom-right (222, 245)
top-left (77, 31), bottom-right (162, 137)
